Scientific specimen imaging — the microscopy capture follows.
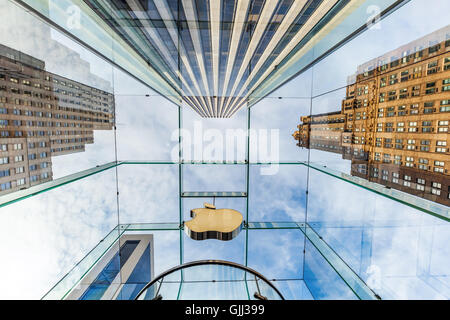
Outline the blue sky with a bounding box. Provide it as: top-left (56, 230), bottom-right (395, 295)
top-left (0, 0), bottom-right (448, 300)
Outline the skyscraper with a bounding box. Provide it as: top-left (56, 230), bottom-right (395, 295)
top-left (64, 233), bottom-right (154, 300)
top-left (0, 44), bottom-right (114, 195)
top-left (293, 27), bottom-right (450, 206)
top-left (78, 0), bottom-right (395, 118)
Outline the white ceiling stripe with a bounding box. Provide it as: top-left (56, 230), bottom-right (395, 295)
top-left (218, 0), bottom-right (250, 117)
top-left (224, 0), bottom-right (341, 116)
top-left (222, 0), bottom-right (308, 116)
top-left (209, 0), bottom-right (221, 116)
top-left (181, 0), bottom-right (215, 116)
top-left (156, 0), bottom-right (211, 115)
top-left (221, 0), bottom-right (279, 115)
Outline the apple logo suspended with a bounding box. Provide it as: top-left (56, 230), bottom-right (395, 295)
top-left (184, 203), bottom-right (244, 241)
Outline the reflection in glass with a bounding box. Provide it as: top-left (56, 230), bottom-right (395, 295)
top-left (294, 26), bottom-right (450, 206)
top-left (1, 0), bottom-right (448, 302)
top-left (0, 43), bottom-right (114, 196)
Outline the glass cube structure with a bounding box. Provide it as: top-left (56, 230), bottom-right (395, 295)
top-left (0, 0), bottom-right (448, 300)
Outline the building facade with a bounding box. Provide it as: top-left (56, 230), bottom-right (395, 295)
top-left (0, 44), bottom-right (114, 195)
top-left (293, 28), bottom-right (450, 206)
top-left (65, 234), bottom-right (154, 300)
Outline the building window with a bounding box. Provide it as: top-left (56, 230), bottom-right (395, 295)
top-left (0, 182), bottom-right (11, 190)
top-left (431, 188), bottom-right (441, 196)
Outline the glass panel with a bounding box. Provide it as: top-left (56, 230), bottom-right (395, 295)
top-left (249, 0), bottom-right (410, 103)
top-left (0, 168), bottom-right (118, 299)
top-left (17, 0), bottom-right (180, 102)
top-left (0, 0), bottom-right (116, 190)
top-left (250, 97), bottom-right (311, 163)
top-left (302, 224), bottom-right (378, 300)
top-left (183, 227), bottom-right (246, 265)
top-left (311, 0), bottom-right (450, 96)
top-left (270, 280), bottom-right (314, 300)
top-left (247, 277), bottom-right (284, 300)
top-left (181, 103), bottom-right (248, 162)
top-left (117, 164), bottom-right (179, 223)
top-left (155, 281), bottom-right (181, 300)
top-left (182, 164), bottom-right (247, 193)
top-left (179, 281), bottom-right (249, 300)
top-left (307, 169), bottom-right (450, 299)
top-left (115, 95), bottom-right (179, 161)
top-left (247, 229), bottom-right (304, 280)
top-left (266, 68), bottom-right (313, 99)
top-left (249, 165), bottom-right (307, 222)
top-left (303, 238), bottom-right (358, 300)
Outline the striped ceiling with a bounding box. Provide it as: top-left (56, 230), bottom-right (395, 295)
top-left (82, 0), bottom-right (399, 117)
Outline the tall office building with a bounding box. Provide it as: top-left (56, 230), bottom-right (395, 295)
top-left (0, 44), bottom-right (114, 195)
top-left (293, 27), bottom-right (450, 206)
top-left (65, 234), bottom-right (154, 300)
top-left (81, 0), bottom-right (382, 118)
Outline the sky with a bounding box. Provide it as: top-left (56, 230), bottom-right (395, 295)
top-left (0, 0), bottom-right (448, 300)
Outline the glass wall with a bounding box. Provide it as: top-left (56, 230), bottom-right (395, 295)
top-left (0, 0), bottom-right (448, 300)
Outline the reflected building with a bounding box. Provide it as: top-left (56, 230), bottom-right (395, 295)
top-left (0, 44), bottom-right (114, 195)
top-left (82, 0), bottom-right (374, 118)
top-left (293, 27), bottom-right (450, 206)
top-left (66, 234), bottom-right (154, 300)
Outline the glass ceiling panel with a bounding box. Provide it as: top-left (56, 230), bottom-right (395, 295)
top-left (248, 0), bottom-right (411, 104)
top-left (181, 101), bottom-right (248, 162)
